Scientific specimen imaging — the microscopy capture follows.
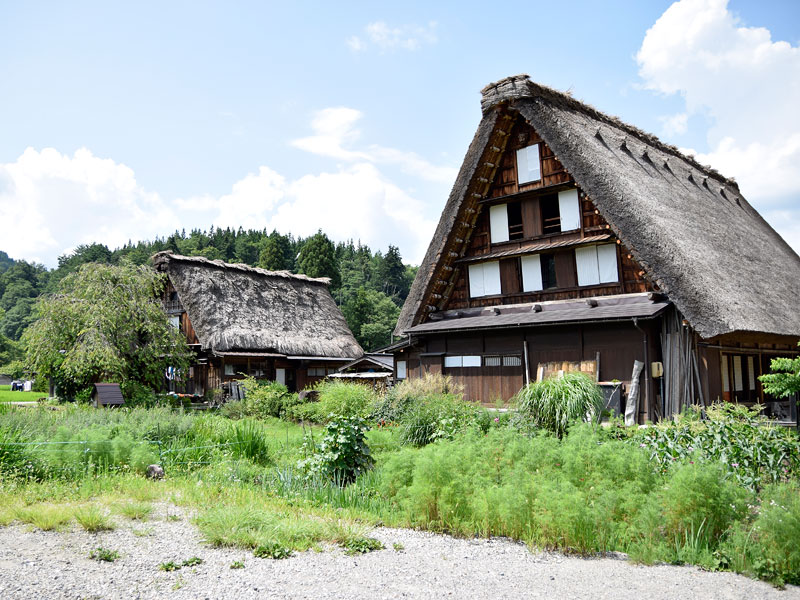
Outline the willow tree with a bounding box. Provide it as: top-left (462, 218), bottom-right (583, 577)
top-left (23, 262), bottom-right (191, 398)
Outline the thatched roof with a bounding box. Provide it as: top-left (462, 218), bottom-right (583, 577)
top-left (397, 75), bottom-right (800, 340)
top-left (152, 252), bottom-right (362, 358)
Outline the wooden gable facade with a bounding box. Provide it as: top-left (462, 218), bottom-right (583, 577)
top-left (393, 75), bottom-right (800, 424)
top-left (444, 116), bottom-right (654, 312)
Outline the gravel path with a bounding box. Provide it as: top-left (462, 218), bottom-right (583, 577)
top-left (0, 505), bottom-right (797, 600)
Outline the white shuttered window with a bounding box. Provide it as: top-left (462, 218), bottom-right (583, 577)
top-left (468, 261), bottom-right (501, 297)
top-left (558, 189), bottom-right (581, 231)
top-left (516, 144), bottom-right (541, 184)
top-left (575, 246), bottom-right (600, 286)
top-left (521, 254), bottom-right (543, 292)
top-left (489, 204), bottom-right (509, 243)
top-left (396, 360), bottom-right (407, 379)
top-left (575, 244), bottom-right (618, 286)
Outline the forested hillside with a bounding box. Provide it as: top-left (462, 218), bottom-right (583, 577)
top-left (0, 227), bottom-right (417, 370)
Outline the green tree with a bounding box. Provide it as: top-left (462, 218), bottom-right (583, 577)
top-left (0, 250), bottom-right (14, 274)
top-left (343, 287), bottom-right (400, 350)
top-left (379, 245), bottom-right (407, 301)
top-left (234, 236), bottom-right (260, 265)
top-left (258, 231), bottom-right (293, 271)
top-left (760, 345), bottom-right (800, 399)
top-left (0, 260), bottom-right (48, 339)
top-left (297, 231), bottom-right (341, 288)
top-left (23, 262), bottom-right (191, 398)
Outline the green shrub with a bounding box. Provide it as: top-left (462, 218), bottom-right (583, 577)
top-left (398, 394), bottom-right (479, 447)
top-left (660, 462), bottom-right (748, 545)
top-left (514, 373), bottom-right (604, 438)
top-left (372, 374), bottom-right (464, 424)
top-left (253, 542), bottom-right (292, 559)
top-left (119, 381), bottom-right (158, 407)
top-left (719, 482), bottom-right (800, 586)
top-left (299, 415), bottom-right (375, 485)
top-left (340, 536), bottom-right (384, 555)
top-left (380, 426), bottom-right (658, 552)
top-left (289, 381), bottom-right (376, 423)
top-left (236, 377), bottom-right (296, 419)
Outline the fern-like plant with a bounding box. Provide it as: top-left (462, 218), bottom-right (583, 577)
top-left (514, 372), bottom-right (604, 438)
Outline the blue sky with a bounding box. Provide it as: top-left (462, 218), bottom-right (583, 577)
top-left (1, 0), bottom-right (799, 266)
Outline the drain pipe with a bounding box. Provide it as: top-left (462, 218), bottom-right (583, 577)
top-left (632, 318), bottom-right (651, 422)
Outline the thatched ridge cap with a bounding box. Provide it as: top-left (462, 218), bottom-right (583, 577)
top-left (480, 74), bottom-right (736, 189)
top-left (151, 251), bottom-right (331, 286)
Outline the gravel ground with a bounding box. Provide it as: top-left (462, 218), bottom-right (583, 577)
top-left (0, 505), bottom-right (797, 600)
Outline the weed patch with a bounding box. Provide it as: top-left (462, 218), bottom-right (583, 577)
top-left (89, 547), bottom-right (120, 562)
top-left (340, 536), bottom-right (384, 555)
top-left (253, 542), bottom-right (292, 559)
top-left (75, 506), bottom-right (114, 532)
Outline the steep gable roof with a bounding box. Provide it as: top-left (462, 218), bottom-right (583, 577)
top-left (152, 252), bottom-right (362, 358)
top-left (397, 75), bottom-right (800, 340)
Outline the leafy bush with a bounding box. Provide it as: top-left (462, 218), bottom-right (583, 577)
top-left (235, 377), bottom-right (297, 419)
top-left (634, 403), bottom-right (800, 490)
top-left (299, 415), bottom-right (375, 485)
top-left (372, 373), bottom-right (464, 424)
top-left (119, 381), bottom-right (158, 408)
top-left (289, 381), bottom-right (376, 423)
top-left (514, 373), bottom-right (604, 438)
top-left (659, 462), bottom-right (748, 545)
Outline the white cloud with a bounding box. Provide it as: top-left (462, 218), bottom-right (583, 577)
top-left (292, 108), bottom-right (369, 161)
top-left (659, 112), bottom-right (689, 136)
top-left (0, 106), bottom-right (448, 267)
top-left (291, 107), bottom-right (457, 183)
top-left (637, 0), bottom-right (800, 252)
top-left (347, 21), bottom-right (438, 53)
top-left (0, 147), bottom-right (179, 265)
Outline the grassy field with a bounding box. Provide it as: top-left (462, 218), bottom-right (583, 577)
top-left (0, 390), bottom-right (798, 586)
top-left (0, 384), bottom-right (46, 403)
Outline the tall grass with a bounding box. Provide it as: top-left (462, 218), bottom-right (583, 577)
top-left (514, 373), bottom-right (604, 438)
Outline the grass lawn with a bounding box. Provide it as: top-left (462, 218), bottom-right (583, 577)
top-left (0, 384), bottom-right (46, 402)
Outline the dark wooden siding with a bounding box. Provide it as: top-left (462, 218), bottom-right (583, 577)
top-left (405, 322), bottom-right (661, 414)
top-left (500, 258), bottom-right (521, 294)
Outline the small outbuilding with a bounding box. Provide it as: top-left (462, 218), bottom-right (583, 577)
top-left (92, 383), bottom-right (124, 408)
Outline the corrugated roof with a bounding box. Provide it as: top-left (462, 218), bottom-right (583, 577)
top-left (405, 294), bottom-right (669, 334)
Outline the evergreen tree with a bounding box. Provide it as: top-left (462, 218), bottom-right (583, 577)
top-left (258, 231), bottom-right (293, 271)
top-left (296, 231), bottom-right (341, 288)
top-left (380, 245), bottom-right (407, 301)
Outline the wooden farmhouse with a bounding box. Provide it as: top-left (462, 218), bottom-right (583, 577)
top-left (392, 74), bottom-right (800, 424)
top-left (153, 252), bottom-right (362, 394)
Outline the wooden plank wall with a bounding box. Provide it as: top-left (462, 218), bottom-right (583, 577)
top-left (402, 322), bottom-right (658, 410)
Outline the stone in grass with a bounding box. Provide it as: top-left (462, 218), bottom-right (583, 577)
top-left (146, 464), bottom-right (165, 480)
